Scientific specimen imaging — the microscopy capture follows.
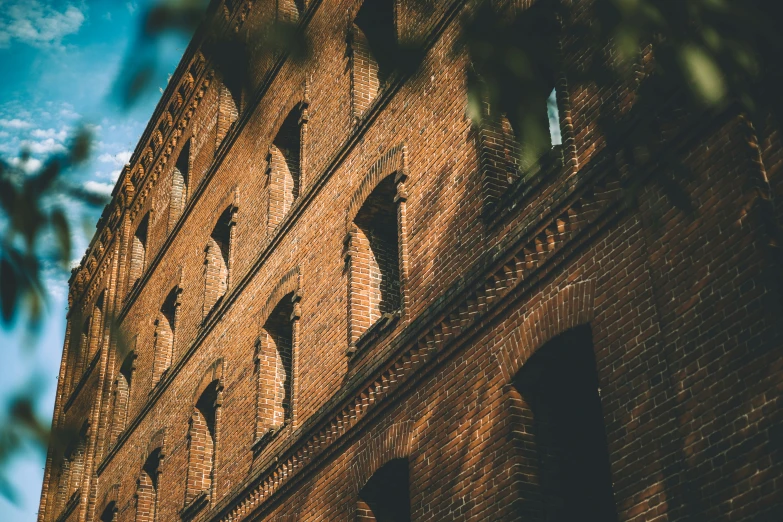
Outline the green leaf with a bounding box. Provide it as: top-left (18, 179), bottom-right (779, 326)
top-left (679, 44), bottom-right (726, 105)
top-left (51, 209), bottom-right (71, 266)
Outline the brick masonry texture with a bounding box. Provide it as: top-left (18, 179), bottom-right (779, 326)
top-left (38, 0), bottom-right (783, 521)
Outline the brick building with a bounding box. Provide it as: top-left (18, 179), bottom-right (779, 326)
top-left (37, 0), bottom-right (782, 521)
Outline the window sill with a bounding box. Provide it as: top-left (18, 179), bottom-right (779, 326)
top-left (251, 422), bottom-right (287, 454)
top-left (181, 491), bottom-right (209, 520)
top-left (347, 310), bottom-right (400, 359)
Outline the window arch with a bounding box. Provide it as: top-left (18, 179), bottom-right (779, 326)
top-left (153, 286), bottom-right (180, 385)
top-left (169, 139), bottom-right (190, 230)
top-left (476, 0), bottom-right (564, 212)
top-left (267, 107), bottom-right (304, 231)
top-left (254, 290), bottom-right (301, 443)
top-left (357, 458), bottom-right (410, 522)
top-left (109, 350), bottom-right (136, 446)
top-left (135, 448), bottom-right (162, 522)
top-left (74, 313), bottom-right (91, 383)
top-left (350, 0), bottom-right (397, 120)
top-left (99, 501), bottom-right (117, 522)
top-left (510, 325), bottom-right (617, 520)
top-left (346, 173), bottom-right (405, 355)
top-left (184, 379), bottom-right (222, 513)
top-left (203, 206), bottom-right (236, 318)
top-left (129, 212), bottom-right (150, 289)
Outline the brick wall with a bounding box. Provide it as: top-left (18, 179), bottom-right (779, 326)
top-left (39, 1), bottom-right (783, 522)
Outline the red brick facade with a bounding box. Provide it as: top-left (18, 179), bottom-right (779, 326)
top-left (38, 0), bottom-right (782, 521)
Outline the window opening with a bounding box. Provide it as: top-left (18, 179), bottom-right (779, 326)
top-left (129, 213), bottom-right (150, 288)
top-left (256, 293), bottom-right (295, 438)
top-left (357, 458), bottom-right (410, 522)
top-left (349, 175), bottom-right (401, 346)
top-left (351, 0), bottom-right (397, 119)
top-left (153, 286), bottom-right (179, 384)
top-left (513, 325), bottom-right (617, 521)
top-left (170, 139), bottom-right (190, 229)
top-left (186, 381), bottom-right (219, 506)
top-left (203, 207), bottom-right (233, 317)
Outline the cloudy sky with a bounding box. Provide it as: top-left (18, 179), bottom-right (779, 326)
top-left (0, 1), bottom-right (188, 519)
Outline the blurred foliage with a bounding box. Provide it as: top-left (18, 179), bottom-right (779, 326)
top-left (462, 0), bottom-right (783, 194)
top-left (3, 0), bottom-right (783, 508)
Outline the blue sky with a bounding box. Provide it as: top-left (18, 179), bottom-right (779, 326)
top-left (0, 1), bottom-right (187, 519)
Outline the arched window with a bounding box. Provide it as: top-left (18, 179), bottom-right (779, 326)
top-left (476, 0), bottom-right (563, 211)
top-left (99, 501), bottom-right (117, 522)
top-left (255, 291), bottom-right (300, 442)
top-left (510, 325), bottom-right (617, 520)
top-left (169, 139), bottom-right (190, 230)
top-left (215, 38), bottom-right (245, 146)
top-left (129, 213), bottom-right (150, 289)
top-left (350, 0), bottom-right (397, 120)
top-left (153, 286), bottom-right (180, 385)
top-left (135, 448), bottom-right (162, 522)
top-left (267, 107), bottom-right (303, 230)
top-left (185, 380), bottom-right (221, 512)
top-left (67, 422), bottom-right (88, 499)
top-left (109, 351), bottom-right (136, 446)
top-left (56, 450), bottom-right (73, 512)
top-left (74, 314), bottom-right (91, 381)
top-left (357, 458), bottom-right (410, 522)
top-left (347, 175), bottom-right (401, 352)
top-left (82, 290), bottom-right (106, 370)
top-left (203, 206), bottom-right (235, 318)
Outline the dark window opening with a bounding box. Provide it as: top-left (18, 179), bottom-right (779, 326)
top-left (186, 380), bottom-right (219, 504)
top-left (358, 458), bottom-right (410, 522)
top-left (136, 448), bottom-right (162, 522)
top-left (170, 139), bottom-right (190, 229)
top-left (153, 287), bottom-right (178, 384)
top-left (354, 175), bottom-right (401, 321)
top-left (129, 213), bottom-right (149, 287)
top-left (354, 0), bottom-right (397, 84)
top-left (204, 207), bottom-right (233, 316)
top-left (257, 293), bottom-right (294, 433)
top-left (99, 501), bottom-right (117, 522)
top-left (268, 107), bottom-right (302, 229)
top-left (513, 325), bottom-right (617, 522)
top-left (350, 0), bottom-right (397, 119)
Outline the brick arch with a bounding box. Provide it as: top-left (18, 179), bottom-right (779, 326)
top-left (192, 358), bottom-right (225, 405)
top-left (348, 419), bottom-right (413, 495)
top-left (270, 96), bottom-right (308, 142)
top-left (345, 143), bottom-right (407, 235)
top-left (97, 482), bottom-right (119, 518)
top-left (143, 428), bottom-right (166, 464)
top-left (495, 279), bottom-right (596, 383)
top-left (257, 266), bottom-right (302, 329)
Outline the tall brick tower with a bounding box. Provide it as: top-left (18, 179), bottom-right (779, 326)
top-left (38, 0), bottom-right (782, 521)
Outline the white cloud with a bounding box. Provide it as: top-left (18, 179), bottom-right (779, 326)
top-left (98, 150), bottom-right (132, 166)
top-left (9, 156), bottom-right (43, 174)
top-left (83, 180), bottom-right (114, 196)
top-left (126, 2), bottom-right (138, 15)
top-left (20, 138), bottom-right (65, 155)
top-left (0, 118), bottom-right (32, 129)
top-left (0, 131), bottom-right (8, 138)
top-left (31, 128), bottom-right (68, 141)
top-left (0, 2), bottom-right (85, 49)
top-left (59, 107), bottom-right (80, 119)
